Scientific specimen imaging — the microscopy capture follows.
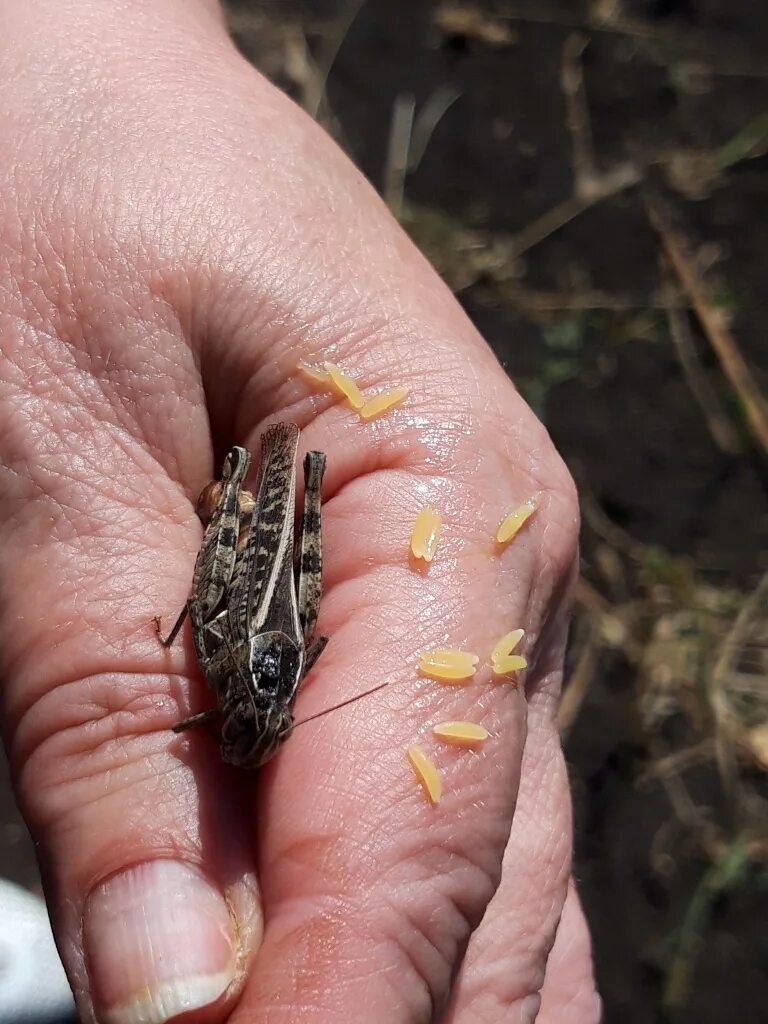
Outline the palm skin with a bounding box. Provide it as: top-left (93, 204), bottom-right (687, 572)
top-left (0, 1), bottom-right (599, 1022)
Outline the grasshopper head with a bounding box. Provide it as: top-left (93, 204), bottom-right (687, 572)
top-left (219, 632), bottom-right (301, 768)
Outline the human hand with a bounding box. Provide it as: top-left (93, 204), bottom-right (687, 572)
top-left (0, 1), bottom-right (598, 1021)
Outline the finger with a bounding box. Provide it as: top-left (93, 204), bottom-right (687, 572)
top-left (242, 454), bottom-right (574, 1023)
top-left (442, 723), bottom-right (577, 1024)
top-left (0, 332), bottom-right (260, 1023)
top-left (537, 881), bottom-right (601, 1024)
top-left (443, 592), bottom-right (598, 1024)
top-left (216, 376), bottom-right (576, 1023)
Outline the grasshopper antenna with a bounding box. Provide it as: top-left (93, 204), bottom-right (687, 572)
top-left (286, 680), bottom-right (391, 733)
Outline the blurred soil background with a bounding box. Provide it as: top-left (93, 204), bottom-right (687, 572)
top-left (2, 1), bottom-right (768, 1020)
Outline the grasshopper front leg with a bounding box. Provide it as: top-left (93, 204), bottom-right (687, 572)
top-left (172, 709), bottom-right (218, 733)
top-left (154, 605), bottom-right (189, 648)
top-left (296, 451), bottom-right (328, 663)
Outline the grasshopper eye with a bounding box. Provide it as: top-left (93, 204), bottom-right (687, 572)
top-left (262, 651), bottom-right (280, 677)
top-left (258, 649), bottom-right (282, 692)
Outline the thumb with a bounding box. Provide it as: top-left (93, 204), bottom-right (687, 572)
top-left (0, 364), bottom-right (260, 1024)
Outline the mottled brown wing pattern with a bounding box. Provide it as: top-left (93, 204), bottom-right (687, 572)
top-left (227, 422), bottom-right (302, 645)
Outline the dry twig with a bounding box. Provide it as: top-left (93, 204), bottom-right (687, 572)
top-left (561, 32), bottom-right (597, 196)
top-left (508, 31), bottom-right (641, 257)
top-left (511, 164), bottom-right (641, 259)
top-left (646, 193), bottom-right (768, 457)
top-left (433, 3), bottom-right (518, 47)
top-left (660, 262), bottom-right (742, 455)
top-left (499, 0), bottom-right (768, 78)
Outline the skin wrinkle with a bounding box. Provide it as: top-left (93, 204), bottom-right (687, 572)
top-left (1, 567), bottom-right (197, 734)
top-left (269, 375), bottom-right (475, 470)
top-left (295, 589), bottom-right (531, 733)
top-left (267, 897), bottom-right (440, 1024)
top-left (24, 753), bottom-right (191, 839)
top-left (264, 684), bottom-right (528, 1019)
top-left (47, 755), bottom-right (186, 815)
top-left (538, 887), bottom-right (601, 1024)
top-left (200, 214), bottom-right (485, 439)
top-left (446, 750), bottom-right (573, 1020)
top-left (274, 824), bottom-right (381, 896)
top-left (0, 345), bottom-right (205, 512)
top-left (383, 780), bottom-right (519, 883)
top-left (1, 192), bottom-right (208, 488)
top-left (39, 343), bottom-right (203, 481)
top-left (250, 903), bottom-right (408, 1019)
top-left (385, 766), bottom-right (514, 874)
top-left (11, 669), bottom-right (192, 768)
top-left (323, 463), bottom-right (536, 562)
top-left (382, 910), bottom-right (451, 1022)
top-left (366, 828), bottom-right (502, 1020)
top-left (5, 454), bottom-right (152, 546)
top-left (264, 712), bottom-right (524, 937)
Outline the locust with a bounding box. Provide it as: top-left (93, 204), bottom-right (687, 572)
top-left (157, 422), bottom-right (328, 767)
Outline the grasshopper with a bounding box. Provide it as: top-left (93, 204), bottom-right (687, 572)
top-left (158, 422), bottom-right (328, 767)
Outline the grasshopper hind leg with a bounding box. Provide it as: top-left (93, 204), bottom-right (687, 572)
top-left (303, 634), bottom-right (329, 677)
top-left (296, 450), bottom-right (326, 643)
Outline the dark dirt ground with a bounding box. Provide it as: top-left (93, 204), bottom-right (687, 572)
top-left (2, 1), bottom-right (768, 1021)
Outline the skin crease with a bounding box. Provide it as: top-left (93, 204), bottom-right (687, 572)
top-left (0, 1), bottom-right (601, 1022)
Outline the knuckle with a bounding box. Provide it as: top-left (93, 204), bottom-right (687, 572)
top-left (11, 670), bottom-right (186, 832)
top-left (378, 843), bottom-right (500, 1018)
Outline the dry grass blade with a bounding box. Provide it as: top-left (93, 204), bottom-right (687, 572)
top-left (663, 837), bottom-right (751, 1010)
top-left (660, 262), bottom-right (742, 455)
top-left (574, 576), bottom-right (614, 617)
top-left (715, 110), bottom-right (768, 172)
top-left (509, 31), bottom-right (642, 261)
top-left (304, 0), bottom-right (367, 120)
top-left (573, 577), bottom-right (637, 659)
top-left (559, 622), bottom-right (601, 736)
top-left (384, 93), bottom-right (416, 218)
top-left (709, 568), bottom-right (768, 804)
top-left (503, 0), bottom-right (768, 73)
top-left (646, 193), bottom-right (768, 456)
top-left (408, 86), bottom-right (462, 173)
